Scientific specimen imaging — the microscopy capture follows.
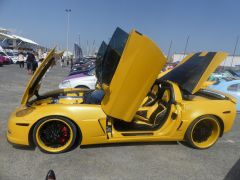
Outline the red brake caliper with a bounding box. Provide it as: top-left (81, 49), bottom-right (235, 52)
top-left (59, 126), bottom-right (68, 144)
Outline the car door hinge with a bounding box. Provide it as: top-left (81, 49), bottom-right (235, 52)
top-left (106, 117), bottom-right (113, 139)
top-left (106, 126), bottom-right (112, 133)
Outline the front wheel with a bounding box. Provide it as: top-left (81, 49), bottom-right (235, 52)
top-left (185, 115), bottom-right (221, 149)
top-left (33, 116), bottom-right (77, 153)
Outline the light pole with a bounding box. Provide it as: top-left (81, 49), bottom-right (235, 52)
top-left (230, 36), bottom-right (239, 67)
top-left (167, 40), bottom-right (173, 62)
top-left (65, 9), bottom-right (71, 62)
top-left (183, 35), bottom-right (190, 56)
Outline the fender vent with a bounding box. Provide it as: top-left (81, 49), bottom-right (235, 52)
top-left (16, 123), bottom-right (29, 126)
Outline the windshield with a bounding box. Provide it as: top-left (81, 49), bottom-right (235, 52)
top-left (101, 27), bottom-right (129, 85)
top-left (87, 68), bottom-right (96, 76)
top-left (0, 52), bottom-right (6, 56)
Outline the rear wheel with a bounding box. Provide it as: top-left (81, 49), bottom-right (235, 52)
top-left (33, 116), bottom-right (77, 153)
top-left (185, 115), bottom-right (221, 149)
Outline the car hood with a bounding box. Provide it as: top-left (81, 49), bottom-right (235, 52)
top-left (160, 52), bottom-right (228, 94)
top-left (21, 48), bottom-right (56, 105)
top-left (100, 28), bottom-right (167, 122)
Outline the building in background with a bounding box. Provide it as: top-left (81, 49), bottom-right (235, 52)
top-left (0, 28), bottom-right (46, 52)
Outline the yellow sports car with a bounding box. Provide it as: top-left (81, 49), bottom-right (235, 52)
top-left (7, 28), bottom-right (237, 153)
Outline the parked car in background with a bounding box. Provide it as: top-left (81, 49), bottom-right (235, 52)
top-left (0, 52), bottom-right (12, 64)
top-left (211, 70), bottom-right (240, 80)
top-left (59, 74), bottom-right (97, 89)
top-left (226, 69), bottom-right (240, 77)
top-left (0, 56), bottom-right (4, 66)
top-left (74, 57), bottom-right (95, 65)
top-left (5, 51), bottom-right (18, 64)
top-left (69, 63), bottom-right (95, 76)
top-left (59, 68), bottom-right (97, 89)
top-left (209, 79), bottom-right (240, 111)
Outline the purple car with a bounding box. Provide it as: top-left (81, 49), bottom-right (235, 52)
top-left (59, 69), bottom-right (97, 89)
top-left (0, 55), bottom-right (11, 65)
top-left (0, 52), bottom-right (12, 64)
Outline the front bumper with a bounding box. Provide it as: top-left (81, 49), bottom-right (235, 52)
top-left (7, 107), bottom-right (32, 146)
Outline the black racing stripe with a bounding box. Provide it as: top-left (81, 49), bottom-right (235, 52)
top-left (160, 52), bottom-right (217, 94)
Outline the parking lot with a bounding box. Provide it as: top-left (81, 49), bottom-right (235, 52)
top-left (0, 64), bottom-right (240, 180)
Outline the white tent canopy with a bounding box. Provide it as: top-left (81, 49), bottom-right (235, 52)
top-left (0, 32), bottom-right (38, 46)
top-left (12, 34), bottom-right (38, 45)
top-left (0, 32), bottom-right (15, 39)
top-left (63, 51), bottom-right (73, 57)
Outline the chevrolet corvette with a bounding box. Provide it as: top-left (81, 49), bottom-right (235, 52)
top-left (7, 28), bottom-right (237, 153)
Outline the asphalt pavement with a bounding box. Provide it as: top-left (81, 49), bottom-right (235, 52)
top-left (0, 64), bottom-right (240, 180)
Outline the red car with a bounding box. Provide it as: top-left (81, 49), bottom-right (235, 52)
top-left (0, 56), bottom-right (5, 66)
top-left (0, 52), bottom-right (12, 64)
top-left (0, 54), bottom-right (11, 64)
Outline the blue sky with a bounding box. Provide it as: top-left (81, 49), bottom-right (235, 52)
top-left (0, 0), bottom-right (240, 55)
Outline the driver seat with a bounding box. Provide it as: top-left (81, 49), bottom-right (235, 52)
top-left (148, 89), bottom-right (170, 126)
top-left (134, 88), bottom-right (170, 128)
top-left (142, 84), bottom-right (159, 107)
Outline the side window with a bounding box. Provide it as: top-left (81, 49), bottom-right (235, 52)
top-left (227, 83), bottom-right (240, 92)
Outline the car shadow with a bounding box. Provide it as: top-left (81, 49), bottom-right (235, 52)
top-left (80, 141), bottom-right (178, 149)
top-left (11, 144), bottom-right (36, 151)
top-left (11, 141), bottom-right (181, 153)
top-left (178, 141), bottom-right (194, 148)
top-left (224, 158), bottom-right (240, 180)
top-left (10, 141), bottom-right (183, 154)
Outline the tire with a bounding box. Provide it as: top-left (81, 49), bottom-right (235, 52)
top-left (33, 116), bottom-right (77, 153)
top-left (75, 85), bottom-right (90, 89)
top-left (185, 115), bottom-right (221, 149)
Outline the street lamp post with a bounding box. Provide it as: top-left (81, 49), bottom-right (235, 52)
top-left (65, 9), bottom-right (71, 63)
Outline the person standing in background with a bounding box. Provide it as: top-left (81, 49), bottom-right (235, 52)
top-left (70, 58), bottom-right (73, 69)
top-left (66, 58), bottom-right (69, 66)
top-left (26, 52), bottom-right (35, 74)
top-left (42, 52), bottom-right (48, 59)
top-left (61, 57), bottom-right (64, 68)
top-left (32, 52), bottom-right (39, 73)
top-left (18, 52), bottom-right (25, 68)
top-left (26, 52), bottom-right (31, 74)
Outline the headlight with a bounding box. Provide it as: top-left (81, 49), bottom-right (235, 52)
top-left (60, 80), bottom-right (71, 88)
top-left (16, 107), bottom-right (35, 117)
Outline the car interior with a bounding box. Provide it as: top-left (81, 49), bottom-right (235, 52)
top-left (113, 81), bottom-right (174, 131)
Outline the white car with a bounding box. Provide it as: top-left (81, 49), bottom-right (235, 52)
top-left (59, 74), bottom-right (97, 89)
top-left (5, 51), bottom-right (18, 63)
